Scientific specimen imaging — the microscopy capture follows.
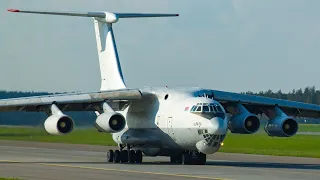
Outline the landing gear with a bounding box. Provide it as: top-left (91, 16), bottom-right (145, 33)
top-left (170, 154), bottom-right (182, 164)
top-left (106, 144), bottom-right (143, 164)
top-left (171, 151), bottom-right (206, 165)
top-left (107, 150), bottom-right (114, 162)
top-left (114, 150), bottom-right (121, 163)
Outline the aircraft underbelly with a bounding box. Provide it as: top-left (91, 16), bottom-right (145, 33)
top-left (112, 128), bottom-right (181, 149)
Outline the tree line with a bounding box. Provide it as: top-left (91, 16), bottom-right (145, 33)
top-left (0, 86), bottom-right (319, 126)
top-left (243, 86), bottom-right (320, 124)
top-left (243, 86), bottom-right (320, 105)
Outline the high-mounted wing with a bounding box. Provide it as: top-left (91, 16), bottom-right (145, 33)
top-left (0, 88), bottom-right (142, 112)
top-left (197, 89), bottom-right (320, 118)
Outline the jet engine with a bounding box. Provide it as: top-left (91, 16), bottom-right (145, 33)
top-left (228, 112), bottom-right (260, 134)
top-left (94, 112), bottom-right (126, 133)
top-left (264, 116), bottom-right (298, 137)
top-left (44, 114), bottom-right (74, 135)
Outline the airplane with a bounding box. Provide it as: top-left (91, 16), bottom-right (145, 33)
top-left (3, 8), bottom-right (320, 165)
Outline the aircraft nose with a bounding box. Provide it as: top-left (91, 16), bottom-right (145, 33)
top-left (208, 117), bottom-right (228, 135)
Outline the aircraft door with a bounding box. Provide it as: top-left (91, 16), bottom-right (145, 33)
top-left (167, 117), bottom-right (175, 139)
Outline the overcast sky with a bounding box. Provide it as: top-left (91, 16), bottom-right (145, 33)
top-left (1, 0), bottom-right (320, 93)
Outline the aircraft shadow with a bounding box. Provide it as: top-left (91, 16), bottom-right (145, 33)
top-left (205, 161), bottom-right (320, 170)
top-left (0, 160), bottom-right (319, 170)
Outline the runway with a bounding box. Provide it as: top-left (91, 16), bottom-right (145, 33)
top-left (0, 140), bottom-right (319, 180)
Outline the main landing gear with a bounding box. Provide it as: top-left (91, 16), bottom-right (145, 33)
top-left (170, 151), bottom-right (206, 165)
top-left (106, 144), bottom-right (143, 164)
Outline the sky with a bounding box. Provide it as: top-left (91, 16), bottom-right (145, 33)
top-left (1, 0), bottom-right (320, 93)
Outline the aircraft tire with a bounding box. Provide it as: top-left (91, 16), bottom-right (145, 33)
top-left (114, 150), bottom-right (121, 163)
top-left (170, 154), bottom-right (182, 164)
top-left (182, 152), bottom-right (192, 165)
top-left (135, 150), bottom-right (143, 163)
top-left (129, 150), bottom-right (136, 163)
top-left (196, 153), bottom-right (206, 165)
top-left (120, 150), bottom-right (128, 163)
top-left (107, 150), bottom-right (114, 162)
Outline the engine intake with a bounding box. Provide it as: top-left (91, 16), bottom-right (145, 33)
top-left (264, 117), bottom-right (298, 137)
top-left (95, 112), bottom-right (126, 133)
top-left (44, 114), bottom-right (74, 135)
top-left (229, 113), bottom-right (260, 134)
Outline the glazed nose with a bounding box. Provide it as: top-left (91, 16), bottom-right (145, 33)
top-left (208, 117), bottom-right (228, 135)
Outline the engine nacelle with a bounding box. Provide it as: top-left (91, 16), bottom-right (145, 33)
top-left (44, 114), bottom-right (74, 135)
top-left (264, 117), bottom-right (298, 137)
top-left (229, 112), bottom-right (260, 134)
top-left (94, 112), bottom-right (126, 133)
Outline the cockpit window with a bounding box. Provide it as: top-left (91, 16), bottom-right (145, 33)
top-left (203, 106), bottom-right (209, 112)
top-left (216, 106), bottom-right (223, 112)
top-left (188, 103), bottom-right (225, 119)
top-left (212, 105), bottom-right (218, 112)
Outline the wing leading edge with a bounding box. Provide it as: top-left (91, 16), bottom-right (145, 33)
top-left (0, 89), bottom-right (142, 112)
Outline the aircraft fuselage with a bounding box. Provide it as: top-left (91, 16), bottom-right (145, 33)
top-left (111, 87), bottom-right (229, 156)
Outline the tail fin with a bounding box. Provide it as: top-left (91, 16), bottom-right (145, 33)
top-left (7, 9), bottom-right (179, 90)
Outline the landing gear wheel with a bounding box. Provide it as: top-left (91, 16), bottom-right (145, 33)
top-left (196, 153), bottom-right (206, 165)
top-left (182, 152), bottom-right (191, 165)
top-left (129, 150), bottom-right (136, 163)
top-left (170, 154), bottom-right (182, 164)
top-left (114, 150), bottom-right (121, 163)
top-left (120, 150), bottom-right (128, 163)
top-left (107, 150), bottom-right (114, 162)
top-left (135, 150), bottom-right (143, 164)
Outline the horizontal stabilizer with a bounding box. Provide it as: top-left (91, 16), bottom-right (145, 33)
top-left (7, 9), bottom-right (106, 18)
top-left (7, 9), bottom-right (179, 23)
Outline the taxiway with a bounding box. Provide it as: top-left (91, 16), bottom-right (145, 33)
top-left (0, 140), bottom-right (319, 180)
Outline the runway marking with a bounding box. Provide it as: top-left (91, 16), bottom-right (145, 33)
top-left (0, 160), bottom-right (231, 180)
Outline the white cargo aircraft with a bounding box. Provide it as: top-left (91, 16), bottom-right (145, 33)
top-left (3, 9), bottom-right (320, 165)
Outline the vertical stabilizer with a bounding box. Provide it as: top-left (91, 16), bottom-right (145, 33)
top-left (7, 9), bottom-right (179, 90)
top-left (93, 19), bottom-right (126, 90)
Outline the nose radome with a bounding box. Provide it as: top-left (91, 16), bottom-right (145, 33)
top-left (208, 117), bottom-right (228, 135)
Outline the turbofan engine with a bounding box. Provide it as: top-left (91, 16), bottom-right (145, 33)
top-left (228, 103), bottom-right (260, 134)
top-left (229, 113), bottom-right (260, 134)
top-left (264, 117), bottom-right (298, 137)
top-left (94, 112), bottom-right (126, 133)
top-left (44, 114), bottom-right (74, 135)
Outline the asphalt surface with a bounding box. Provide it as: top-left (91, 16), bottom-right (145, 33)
top-left (0, 140), bottom-right (319, 180)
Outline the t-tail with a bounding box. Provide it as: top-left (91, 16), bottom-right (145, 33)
top-left (7, 9), bottom-right (179, 90)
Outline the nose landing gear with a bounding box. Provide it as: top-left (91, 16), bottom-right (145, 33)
top-left (106, 144), bottom-right (143, 164)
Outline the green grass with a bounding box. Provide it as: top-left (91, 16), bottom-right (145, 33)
top-left (0, 178), bottom-right (21, 180)
top-left (0, 127), bottom-right (319, 158)
top-left (220, 133), bottom-right (320, 158)
top-left (298, 124), bottom-right (320, 132)
top-left (0, 127), bottom-right (116, 146)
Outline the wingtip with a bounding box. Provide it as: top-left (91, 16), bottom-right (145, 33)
top-left (7, 9), bottom-right (20, 12)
